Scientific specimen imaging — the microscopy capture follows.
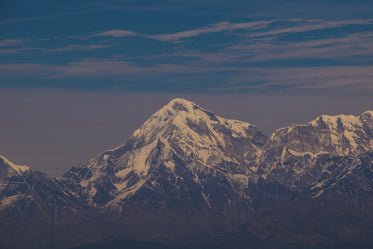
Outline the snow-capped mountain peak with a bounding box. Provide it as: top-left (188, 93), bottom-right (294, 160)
top-left (2, 102), bottom-right (373, 249)
top-left (308, 111), bottom-right (373, 155)
top-left (264, 110), bottom-right (373, 161)
top-left (0, 155), bottom-right (30, 176)
top-left (257, 110), bottom-right (373, 191)
top-left (131, 98), bottom-right (257, 142)
top-left (65, 98), bottom-right (267, 206)
top-left (64, 97), bottom-right (371, 209)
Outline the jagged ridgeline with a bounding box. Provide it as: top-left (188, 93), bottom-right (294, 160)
top-left (1, 98), bottom-right (373, 249)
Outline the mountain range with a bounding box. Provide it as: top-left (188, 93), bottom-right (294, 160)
top-left (1, 98), bottom-right (373, 249)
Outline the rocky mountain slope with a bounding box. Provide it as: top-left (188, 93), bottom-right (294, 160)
top-left (61, 98), bottom-right (269, 244)
top-left (259, 110), bottom-right (373, 191)
top-left (0, 156), bottom-right (104, 249)
top-left (0, 98), bottom-right (372, 249)
top-left (63, 98), bottom-right (266, 209)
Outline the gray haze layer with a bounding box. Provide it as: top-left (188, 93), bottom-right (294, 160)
top-left (0, 89), bottom-right (372, 177)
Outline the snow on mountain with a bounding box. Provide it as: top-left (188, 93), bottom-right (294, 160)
top-left (63, 99), bottom-right (373, 207)
top-left (308, 111), bottom-right (373, 155)
top-left (258, 110), bottom-right (373, 190)
top-left (0, 155), bottom-right (31, 209)
top-left (1, 100), bottom-right (373, 249)
top-left (0, 155), bottom-right (108, 249)
top-left (265, 110), bottom-right (373, 161)
top-left (64, 98), bottom-right (267, 208)
top-left (0, 155), bottom-right (30, 176)
top-left (127, 98), bottom-right (266, 171)
top-left (0, 155), bottom-right (80, 218)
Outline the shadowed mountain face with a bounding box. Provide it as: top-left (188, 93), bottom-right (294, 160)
top-left (1, 98), bottom-right (373, 249)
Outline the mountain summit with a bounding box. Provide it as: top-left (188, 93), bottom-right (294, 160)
top-left (1, 99), bottom-right (373, 249)
top-left (64, 98), bottom-right (267, 209)
top-left (0, 155), bottom-right (29, 177)
top-left (258, 110), bottom-right (373, 190)
top-left (263, 110), bottom-right (373, 161)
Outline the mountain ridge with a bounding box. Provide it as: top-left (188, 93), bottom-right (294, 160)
top-left (1, 98), bottom-right (373, 249)
top-left (63, 98), bottom-right (267, 208)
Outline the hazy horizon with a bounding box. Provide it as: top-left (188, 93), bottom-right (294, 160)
top-left (0, 89), bottom-right (372, 177)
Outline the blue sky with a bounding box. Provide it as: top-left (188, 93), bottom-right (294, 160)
top-left (1, 0), bottom-right (373, 94)
top-left (1, 0), bottom-right (373, 176)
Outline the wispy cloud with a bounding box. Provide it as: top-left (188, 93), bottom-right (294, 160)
top-left (43, 45), bottom-right (112, 52)
top-left (2, 18), bottom-right (372, 57)
top-left (148, 21), bottom-right (272, 41)
top-left (92, 19), bottom-right (372, 42)
top-left (1, 59), bottom-right (373, 94)
top-left (244, 19), bottom-right (372, 38)
top-left (213, 66), bottom-right (373, 93)
top-left (93, 30), bottom-right (139, 37)
top-left (90, 20), bottom-right (274, 42)
top-left (0, 39), bottom-right (112, 54)
top-left (1, 17), bottom-right (372, 94)
top-left (92, 20), bottom-right (274, 42)
top-left (226, 31), bottom-right (373, 62)
top-left (131, 30), bottom-right (373, 68)
top-left (0, 39), bottom-right (24, 47)
top-left (0, 59), bottom-right (194, 78)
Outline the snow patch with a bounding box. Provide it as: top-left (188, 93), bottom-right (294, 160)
top-left (202, 192), bottom-right (211, 208)
top-left (0, 155), bottom-right (30, 173)
top-left (0, 194), bottom-right (27, 208)
top-left (116, 167), bottom-right (132, 178)
top-left (311, 181), bottom-right (326, 190)
top-left (281, 147), bottom-right (287, 163)
top-left (115, 179), bottom-right (147, 200)
top-left (130, 140), bottom-right (158, 175)
top-left (312, 189), bottom-right (324, 198)
top-left (164, 160), bottom-right (175, 172)
top-left (250, 166), bottom-right (258, 172)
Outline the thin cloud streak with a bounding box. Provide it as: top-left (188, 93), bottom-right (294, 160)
top-left (243, 19), bottom-right (373, 38)
top-left (1, 60), bottom-right (372, 93)
top-left (216, 66), bottom-right (373, 93)
top-left (130, 30), bottom-right (373, 67)
top-left (93, 30), bottom-right (139, 37)
top-left (0, 42), bottom-right (112, 54)
top-left (2, 18), bottom-right (371, 57)
top-left (1, 18), bottom-right (372, 94)
top-left (0, 39), bottom-right (24, 47)
top-left (92, 19), bottom-right (372, 42)
top-left (0, 60), bottom-right (197, 78)
top-left (0, 59), bottom-right (243, 78)
top-left (181, 29), bottom-right (373, 62)
top-left (229, 31), bottom-right (373, 62)
top-left (92, 20), bottom-right (274, 42)
top-left (148, 21), bottom-right (272, 41)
